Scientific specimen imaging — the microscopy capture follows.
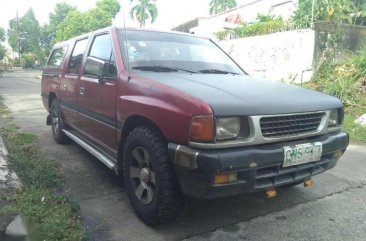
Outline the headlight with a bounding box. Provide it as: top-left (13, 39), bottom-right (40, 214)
top-left (216, 117), bottom-right (241, 140)
top-left (328, 109), bottom-right (343, 127)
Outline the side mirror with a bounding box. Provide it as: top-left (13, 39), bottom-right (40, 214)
top-left (84, 57), bottom-right (109, 84)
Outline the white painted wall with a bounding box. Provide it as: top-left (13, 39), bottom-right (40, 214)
top-left (191, 0), bottom-right (298, 39)
top-left (219, 29), bottom-right (315, 83)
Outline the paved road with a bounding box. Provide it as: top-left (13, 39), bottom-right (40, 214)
top-left (1, 71), bottom-right (365, 241)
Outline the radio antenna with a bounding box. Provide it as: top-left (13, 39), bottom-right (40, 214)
top-left (120, 0), bottom-right (131, 77)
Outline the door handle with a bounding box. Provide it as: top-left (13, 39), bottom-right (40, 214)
top-left (53, 74), bottom-right (60, 81)
top-left (80, 87), bottom-right (85, 95)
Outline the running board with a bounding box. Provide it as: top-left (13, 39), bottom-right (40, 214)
top-left (62, 129), bottom-right (117, 171)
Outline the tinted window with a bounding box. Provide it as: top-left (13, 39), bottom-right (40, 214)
top-left (89, 34), bottom-right (113, 60)
top-left (47, 46), bottom-right (68, 67)
top-left (68, 38), bottom-right (88, 74)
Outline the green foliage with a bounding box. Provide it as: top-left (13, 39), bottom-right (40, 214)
top-left (0, 44), bottom-right (5, 61)
top-left (0, 99), bottom-right (86, 240)
top-left (214, 14), bottom-right (287, 40)
top-left (0, 27), bottom-right (5, 41)
top-left (305, 50), bottom-right (366, 141)
top-left (130, 0), bottom-right (158, 28)
top-left (0, 27), bottom-right (6, 60)
top-left (42, 2), bottom-right (76, 56)
top-left (256, 14), bottom-right (279, 22)
top-left (311, 50), bottom-right (365, 105)
top-left (56, 0), bottom-right (120, 41)
top-left (235, 18), bottom-right (287, 38)
top-left (343, 99), bottom-right (366, 142)
top-left (19, 53), bottom-right (36, 68)
top-left (7, 8), bottom-right (42, 59)
top-left (209, 0), bottom-right (237, 15)
top-left (292, 0), bottom-right (366, 28)
top-left (214, 29), bottom-right (233, 40)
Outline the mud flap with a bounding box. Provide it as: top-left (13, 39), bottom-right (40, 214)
top-left (46, 114), bottom-right (51, 125)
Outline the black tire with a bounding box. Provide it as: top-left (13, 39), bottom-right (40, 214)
top-left (50, 99), bottom-right (69, 144)
top-left (123, 126), bottom-right (184, 225)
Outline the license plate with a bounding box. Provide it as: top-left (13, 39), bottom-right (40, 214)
top-left (283, 142), bottom-right (322, 168)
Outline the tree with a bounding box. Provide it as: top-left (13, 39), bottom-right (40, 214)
top-left (7, 8), bottom-right (41, 59)
top-left (42, 2), bottom-right (76, 55)
top-left (292, 0), bottom-right (366, 28)
top-left (55, 0), bottom-right (120, 41)
top-left (209, 0), bottom-right (237, 15)
top-left (129, 0), bottom-right (158, 28)
top-left (0, 27), bottom-right (6, 60)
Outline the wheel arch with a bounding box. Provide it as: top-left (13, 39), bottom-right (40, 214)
top-left (117, 115), bottom-right (166, 168)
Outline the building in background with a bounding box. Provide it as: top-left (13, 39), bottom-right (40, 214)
top-left (172, 0), bottom-right (298, 39)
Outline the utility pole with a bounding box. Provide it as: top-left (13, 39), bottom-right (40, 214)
top-left (16, 11), bottom-right (21, 58)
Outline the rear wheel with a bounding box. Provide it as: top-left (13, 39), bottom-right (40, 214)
top-left (50, 99), bottom-right (69, 144)
top-left (123, 126), bottom-right (184, 225)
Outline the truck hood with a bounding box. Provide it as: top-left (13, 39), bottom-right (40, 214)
top-left (137, 72), bottom-right (343, 116)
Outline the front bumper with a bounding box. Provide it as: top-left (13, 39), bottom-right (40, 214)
top-left (168, 131), bottom-right (349, 199)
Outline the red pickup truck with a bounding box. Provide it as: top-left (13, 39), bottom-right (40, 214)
top-left (41, 26), bottom-right (349, 225)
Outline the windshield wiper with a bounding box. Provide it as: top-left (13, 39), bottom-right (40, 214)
top-left (198, 69), bottom-right (241, 75)
top-left (132, 65), bottom-right (197, 73)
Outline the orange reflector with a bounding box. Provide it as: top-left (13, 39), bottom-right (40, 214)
top-left (190, 116), bottom-right (214, 142)
top-left (304, 178), bottom-right (314, 187)
top-left (266, 188), bottom-right (277, 198)
top-left (334, 150), bottom-right (343, 158)
top-left (214, 173), bottom-right (237, 184)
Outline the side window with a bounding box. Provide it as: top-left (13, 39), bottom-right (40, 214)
top-left (47, 46), bottom-right (68, 67)
top-left (68, 38), bottom-right (88, 75)
top-left (84, 33), bottom-right (116, 78)
top-left (89, 34), bottom-right (113, 60)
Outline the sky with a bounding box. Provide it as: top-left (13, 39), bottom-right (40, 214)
top-left (0, 0), bottom-right (252, 31)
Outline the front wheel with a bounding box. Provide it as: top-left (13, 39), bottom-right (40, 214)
top-left (50, 99), bottom-right (69, 144)
top-left (123, 126), bottom-right (184, 225)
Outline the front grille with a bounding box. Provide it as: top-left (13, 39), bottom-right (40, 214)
top-left (260, 112), bottom-right (324, 138)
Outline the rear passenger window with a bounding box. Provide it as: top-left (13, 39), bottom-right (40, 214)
top-left (68, 38), bottom-right (88, 75)
top-left (47, 46), bottom-right (68, 67)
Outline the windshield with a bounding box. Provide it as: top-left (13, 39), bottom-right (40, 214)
top-left (117, 30), bottom-right (244, 75)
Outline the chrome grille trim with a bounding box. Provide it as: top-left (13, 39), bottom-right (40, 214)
top-left (260, 112), bottom-right (324, 138)
top-left (189, 110), bottom-right (340, 149)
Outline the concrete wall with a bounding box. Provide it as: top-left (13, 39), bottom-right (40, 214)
top-left (314, 22), bottom-right (366, 65)
top-left (219, 29), bottom-right (315, 83)
top-left (191, 0), bottom-right (298, 39)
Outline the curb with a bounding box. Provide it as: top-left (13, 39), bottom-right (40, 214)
top-left (0, 135), bottom-right (21, 190)
top-left (0, 134), bottom-right (22, 238)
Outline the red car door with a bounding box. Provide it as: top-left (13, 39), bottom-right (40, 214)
top-left (78, 32), bottom-right (118, 153)
top-left (60, 37), bottom-right (89, 128)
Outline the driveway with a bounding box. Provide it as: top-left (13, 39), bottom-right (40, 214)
top-left (1, 71), bottom-right (365, 241)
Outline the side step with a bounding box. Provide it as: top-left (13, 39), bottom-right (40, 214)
top-left (62, 129), bottom-right (117, 172)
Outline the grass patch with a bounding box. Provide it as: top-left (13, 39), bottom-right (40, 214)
top-left (0, 97), bottom-right (86, 240)
top-left (303, 49), bottom-right (366, 142)
top-left (343, 97), bottom-right (366, 142)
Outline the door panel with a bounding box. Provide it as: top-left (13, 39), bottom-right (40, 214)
top-left (60, 75), bottom-right (79, 127)
top-left (77, 32), bottom-right (118, 151)
top-left (78, 77), bottom-right (118, 150)
top-left (60, 38), bottom-right (89, 128)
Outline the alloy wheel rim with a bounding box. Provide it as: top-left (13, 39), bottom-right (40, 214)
top-left (52, 107), bottom-right (60, 134)
top-left (129, 147), bottom-right (156, 204)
